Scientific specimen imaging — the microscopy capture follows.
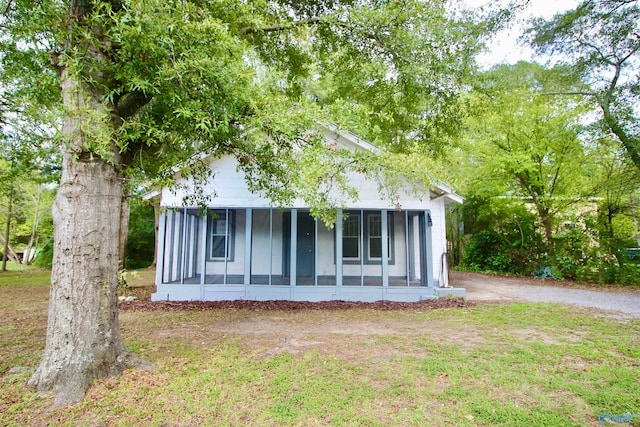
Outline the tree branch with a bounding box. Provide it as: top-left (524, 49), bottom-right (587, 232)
top-left (116, 91), bottom-right (153, 119)
top-left (238, 17), bottom-right (323, 35)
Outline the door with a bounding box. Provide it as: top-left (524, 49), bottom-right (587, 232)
top-left (296, 212), bottom-right (315, 280)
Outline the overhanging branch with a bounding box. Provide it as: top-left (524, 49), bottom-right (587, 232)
top-left (238, 17), bottom-right (323, 35)
top-left (116, 91), bottom-right (153, 119)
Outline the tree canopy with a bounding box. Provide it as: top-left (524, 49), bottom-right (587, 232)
top-left (527, 0), bottom-right (640, 171)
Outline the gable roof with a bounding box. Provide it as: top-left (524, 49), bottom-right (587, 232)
top-left (143, 124), bottom-right (463, 205)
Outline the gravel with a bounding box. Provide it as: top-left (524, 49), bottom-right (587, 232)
top-left (451, 270), bottom-right (640, 319)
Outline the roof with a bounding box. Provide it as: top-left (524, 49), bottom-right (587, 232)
top-left (142, 124), bottom-right (463, 205)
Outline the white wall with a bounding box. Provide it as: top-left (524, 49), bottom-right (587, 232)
top-left (161, 156), bottom-right (433, 211)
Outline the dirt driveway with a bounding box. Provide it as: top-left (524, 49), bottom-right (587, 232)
top-left (450, 270), bottom-right (640, 319)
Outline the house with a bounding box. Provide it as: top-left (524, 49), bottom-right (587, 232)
top-left (149, 126), bottom-right (465, 302)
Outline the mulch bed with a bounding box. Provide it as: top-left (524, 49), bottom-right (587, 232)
top-left (119, 297), bottom-right (473, 312)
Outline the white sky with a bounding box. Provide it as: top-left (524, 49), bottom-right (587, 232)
top-left (465, 0), bottom-right (580, 68)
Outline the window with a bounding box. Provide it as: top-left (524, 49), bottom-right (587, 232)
top-left (341, 211), bottom-right (394, 264)
top-left (367, 214), bottom-right (390, 260)
top-left (343, 214), bottom-right (360, 259)
top-left (208, 209), bottom-right (235, 261)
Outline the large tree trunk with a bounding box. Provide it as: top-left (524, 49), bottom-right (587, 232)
top-left (28, 150), bottom-right (151, 407)
top-left (28, 29), bottom-right (152, 405)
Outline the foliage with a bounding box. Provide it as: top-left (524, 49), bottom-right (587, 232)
top-left (1, 0), bottom-right (492, 200)
top-left (0, 133), bottom-right (56, 268)
top-left (125, 199), bottom-right (155, 269)
top-left (452, 62), bottom-right (640, 284)
top-left (459, 195), bottom-right (544, 274)
top-left (463, 62), bottom-right (590, 253)
top-left (527, 0), bottom-right (640, 172)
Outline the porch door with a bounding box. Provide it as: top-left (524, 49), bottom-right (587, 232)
top-left (296, 212), bottom-right (315, 279)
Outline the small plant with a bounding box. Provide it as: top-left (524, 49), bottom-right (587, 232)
top-left (531, 265), bottom-right (562, 280)
top-left (117, 269), bottom-right (139, 290)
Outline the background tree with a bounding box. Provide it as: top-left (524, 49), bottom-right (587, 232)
top-left (1, 0), bottom-right (495, 406)
top-left (461, 62), bottom-right (590, 262)
top-left (124, 198), bottom-right (155, 270)
top-left (0, 130), bottom-right (56, 270)
top-left (527, 0), bottom-right (640, 171)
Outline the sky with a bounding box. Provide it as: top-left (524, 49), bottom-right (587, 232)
top-left (465, 0), bottom-right (580, 68)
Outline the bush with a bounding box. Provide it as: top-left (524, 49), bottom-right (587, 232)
top-left (462, 229), bottom-right (511, 272)
top-left (32, 239), bottom-right (53, 268)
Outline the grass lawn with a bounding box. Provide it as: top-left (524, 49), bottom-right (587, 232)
top-left (1, 270), bottom-right (639, 426)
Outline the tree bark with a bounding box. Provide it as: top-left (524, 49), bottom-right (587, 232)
top-left (28, 151), bottom-right (153, 407)
top-left (28, 148), bottom-right (153, 406)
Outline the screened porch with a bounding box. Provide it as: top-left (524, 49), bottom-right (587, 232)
top-left (155, 207), bottom-right (435, 301)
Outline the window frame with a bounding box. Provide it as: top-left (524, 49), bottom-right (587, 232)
top-left (340, 210), bottom-right (395, 265)
top-left (342, 213), bottom-right (361, 261)
top-left (207, 209), bottom-right (235, 262)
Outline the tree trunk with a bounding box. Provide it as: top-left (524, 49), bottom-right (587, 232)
top-left (28, 149), bottom-right (152, 407)
top-left (22, 185), bottom-right (43, 265)
top-left (630, 196), bottom-right (640, 247)
top-left (28, 44), bottom-right (152, 406)
top-left (2, 192), bottom-right (13, 271)
top-left (0, 233), bottom-right (19, 264)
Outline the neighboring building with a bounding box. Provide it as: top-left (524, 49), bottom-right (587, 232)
top-left (148, 126), bottom-right (464, 302)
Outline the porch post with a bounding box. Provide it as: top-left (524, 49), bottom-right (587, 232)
top-left (244, 208), bottom-right (252, 286)
top-left (155, 209), bottom-right (166, 286)
top-left (269, 208), bottom-right (273, 286)
top-left (179, 208), bottom-right (187, 285)
top-left (381, 210), bottom-right (389, 288)
top-left (290, 209), bottom-right (297, 288)
top-left (223, 208), bottom-right (229, 285)
top-left (424, 210), bottom-right (434, 287)
top-left (336, 209), bottom-right (343, 287)
top-left (314, 218), bottom-right (318, 286)
top-left (359, 209), bottom-right (364, 287)
top-left (404, 211), bottom-right (410, 287)
top-left (199, 211), bottom-right (207, 298)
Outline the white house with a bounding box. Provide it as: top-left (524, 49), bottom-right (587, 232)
top-left (149, 126), bottom-right (465, 302)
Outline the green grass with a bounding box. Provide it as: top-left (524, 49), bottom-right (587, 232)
top-left (0, 270), bottom-right (639, 426)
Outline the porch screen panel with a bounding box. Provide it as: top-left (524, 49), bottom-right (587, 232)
top-left (363, 211), bottom-right (382, 287)
top-left (407, 212), bottom-right (427, 286)
top-left (179, 209), bottom-right (201, 284)
top-left (317, 219), bottom-right (336, 285)
top-left (161, 209), bottom-right (182, 284)
top-left (250, 209), bottom-right (288, 285)
top-left (341, 210), bottom-right (364, 286)
top-left (204, 209), bottom-right (243, 285)
top-left (250, 209), bottom-right (270, 285)
top-left (388, 211), bottom-right (410, 286)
